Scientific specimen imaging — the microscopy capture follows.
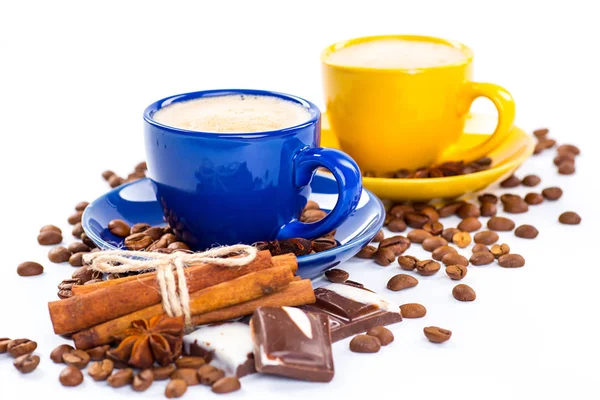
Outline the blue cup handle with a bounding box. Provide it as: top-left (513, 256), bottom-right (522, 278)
top-left (277, 147), bottom-right (363, 240)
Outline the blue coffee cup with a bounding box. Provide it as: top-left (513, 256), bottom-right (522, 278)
top-left (143, 89), bottom-right (362, 251)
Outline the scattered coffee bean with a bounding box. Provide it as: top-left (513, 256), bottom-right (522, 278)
top-left (524, 192), bottom-right (544, 205)
top-left (108, 368), bottom-right (134, 387)
top-left (442, 227), bottom-right (460, 242)
top-left (432, 245), bottom-right (457, 261)
top-left (446, 264), bottom-right (468, 280)
top-left (397, 255), bottom-right (419, 270)
top-left (60, 366), bottom-right (84, 387)
top-left (554, 152), bottom-right (575, 166)
top-left (522, 175), bottom-right (541, 187)
top-left (457, 217), bottom-right (481, 232)
top-left (500, 175), bottom-right (521, 188)
top-left (88, 359), bottom-right (114, 381)
top-left (13, 353), bottom-right (40, 373)
top-left (416, 259), bottom-right (441, 276)
top-left (349, 334), bottom-right (381, 353)
top-left (469, 251), bottom-right (495, 266)
top-left (304, 200), bottom-right (320, 211)
top-left (168, 241), bottom-right (191, 251)
top-left (558, 162), bottom-right (575, 175)
top-left (130, 223), bottom-right (151, 234)
top-left (473, 230), bottom-right (499, 245)
top-left (0, 338), bottom-right (11, 353)
top-left (503, 198), bottom-right (529, 213)
top-left (541, 187), bottom-right (563, 200)
top-left (312, 235), bottom-right (337, 252)
top-left (124, 233), bottom-right (154, 250)
top-left (356, 245), bottom-right (377, 259)
top-left (490, 243), bottom-right (510, 259)
top-left (441, 252), bottom-right (469, 267)
top-left (480, 202), bottom-right (497, 217)
top-left (170, 368), bottom-right (199, 386)
top-left (422, 237), bottom-right (448, 252)
top-left (452, 284), bottom-right (476, 301)
top-left (487, 216), bottom-right (515, 231)
top-left (374, 248), bottom-right (396, 266)
top-left (452, 231), bottom-right (472, 248)
top-left (388, 218), bottom-right (407, 232)
top-left (373, 230), bottom-right (384, 242)
top-left (197, 364), bottom-right (226, 385)
top-left (72, 267), bottom-right (101, 284)
top-left (38, 230), bottom-right (62, 245)
top-left (366, 326), bottom-right (394, 346)
top-left (378, 236), bottom-right (411, 256)
top-left (7, 338), bottom-right (37, 357)
top-left (387, 274), bottom-right (418, 291)
top-left (420, 206), bottom-right (440, 222)
top-left (212, 377), bottom-right (242, 394)
top-left (50, 344), bottom-right (74, 363)
top-left (400, 303), bottom-right (427, 318)
top-left (325, 268), bottom-right (349, 283)
top-left (407, 229), bottom-right (433, 243)
top-left (498, 254), bottom-right (525, 268)
top-left (74, 201), bottom-right (89, 212)
top-left (438, 202), bottom-right (464, 218)
top-left (17, 261), bottom-right (44, 277)
top-left (423, 221), bottom-right (444, 236)
top-left (62, 349), bottom-right (90, 369)
top-left (86, 345), bottom-right (110, 361)
top-left (175, 356), bottom-right (206, 369)
top-left (533, 128), bottom-right (549, 137)
top-left (68, 252), bottom-right (85, 267)
top-left (108, 175), bottom-right (125, 188)
top-left (472, 243), bottom-right (490, 253)
top-left (108, 219), bottom-right (131, 237)
top-left (423, 326), bottom-right (452, 343)
top-left (515, 224), bottom-right (539, 239)
top-left (40, 224), bottom-right (62, 235)
top-left (404, 212), bottom-right (429, 228)
top-left (67, 242), bottom-right (91, 254)
top-left (457, 203), bottom-right (481, 218)
top-left (102, 170), bottom-right (116, 180)
top-left (166, 379), bottom-right (188, 398)
top-left (388, 204), bottom-right (413, 219)
top-left (152, 365), bottom-right (177, 380)
top-left (68, 211), bottom-right (83, 225)
top-left (559, 211), bottom-right (581, 225)
top-left (478, 193), bottom-right (498, 204)
top-left (557, 144), bottom-right (580, 155)
top-left (132, 369), bottom-right (155, 392)
top-left (79, 232), bottom-right (97, 249)
top-left (71, 222), bottom-right (84, 238)
top-left (48, 246), bottom-right (72, 263)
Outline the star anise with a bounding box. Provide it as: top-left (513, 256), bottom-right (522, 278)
top-left (107, 314), bottom-right (184, 369)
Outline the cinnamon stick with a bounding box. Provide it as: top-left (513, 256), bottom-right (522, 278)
top-left (191, 279), bottom-right (315, 326)
top-left (72, 265), bottom-right (295, 349)
top-left (50, 252), bottom-right (296, 335)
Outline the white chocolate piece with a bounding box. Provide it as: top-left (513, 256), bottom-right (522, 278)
top-left (324, 283), bottom-right (399, 313)
top-left (282, 306), bottom-right (313, 339)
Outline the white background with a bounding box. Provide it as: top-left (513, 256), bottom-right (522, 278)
top-left (1, 0), bottom-right (599, 399)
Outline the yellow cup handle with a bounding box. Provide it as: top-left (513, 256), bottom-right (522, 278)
top-left (439, 81), bottom-right (515, 163)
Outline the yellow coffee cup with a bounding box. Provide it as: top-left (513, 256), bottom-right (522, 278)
top-left (321, 35), bottom-right (515, 174)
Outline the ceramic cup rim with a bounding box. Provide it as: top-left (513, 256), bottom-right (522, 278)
top-left (320, 34), bottom-right (475, 73)
top-left (143, 88), bottom-right (321, 139)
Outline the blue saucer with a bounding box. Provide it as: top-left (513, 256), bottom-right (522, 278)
top-left (82, 173), bottom-right (384, 279)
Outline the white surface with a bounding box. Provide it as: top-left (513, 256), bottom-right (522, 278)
top-left (0, 1), bottom-right (599, 399)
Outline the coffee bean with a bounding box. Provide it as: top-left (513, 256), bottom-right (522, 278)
top-left (108, 175), bottom-right (125, 188)
top-left (498, 254), bottom-right (525, 268)
top-left (378, 236), bottom-right (411, 256)
top-left (422, 237), bottom-right (448, 252)
top-left (57, 289), bottom-right (74, 299)
top-left (166, 379), bottom-right (188, 398)
top-left (554, 152), bottom-right (576, 166)
top-left (197, 364), bottom-right (225, 385)
top-left (135, 161), bottom-right (148, 171)
top-left (487, 216), bottom-right (515, 231)
top-left (446, 264), bottom-right (468, 280)
top-left (63, 349), bottom-right (90, 369)
top-left (372, 230), bottom-right (384, 242)
top-left (129, 223), bottom-right (150, 235)
top-left (168, 241), bottom-right (191, 251)
top-left (86, 345), bottom-right (110, 361)
top-left (537, 137), bottom-right (556, 150)
top-left (469, 251), bottom-right (495, 266)
top-left (441, 253), bottom-right (469, 267)
top-left (374, 248), bottom-right (396, 266)
top-left (88, 359), bottom-right (114, 381)
top-left (132, 369), bottom-right (155, 392)
top-left (438, 202), bottom-right (464, 218)
top-left (82, 234), bottom-right (97, 249)
top-left (68, 252), bottom-right (86, 267)
top-left (452, 231), bottom-right (472, 248)
top-left (423, 326), bottom-right (452, 343)
top-left (452, 284), bottom-right (476, 301)
top-left (557, 144), bottom-right (580, 155)
top-left (0, 338), bottom-right (10, 354)
top-left (212, 377), bottom-right (242, 394)
top-left (524, 193), bottom-right (544, 205)
top-left (457, 203), bottom-right (481, 218)
top-left (108, 219), bottom-right (130, 237)
top-left (68, 211), bottom-right (83, 225)
top-left (423, 221), bottom-right (443, 236)
top-left (70, 223), bottom-right (83, 239)
top-left (102, 170), bottom-right (116, 180)
top-left (7, 339), bottom-right (37, 357)
top-left (472, 243), bottom-right (490, 253)
top-left (58, 279), bottom-right (80, 293)
top-left (147, 238), bottom-right (169, 251)
top-left (72, 267), bottom-right (101, 284)
top-left (17, 261), bottom-right (44, 277)
top-left (473, 230), bottom-right (499, 245)
top-left (533, 128), bottom-right (549, 137)
top-left (388, 204), bottom-right (414, 219)
top-left (107, 368), bottom-right (134, 387)
top-left (124, 233), bottom-right (153, 250)
top-left (66, 242), bottom-right (90, 254)
top-left (38, 230), bottom-right (62, 245)
top-left (60, 366), bottom-right (84, 387)
top-left (490, 243), bottom-right (510, 259)
top-left (503, 198), bottom-right (529, 213)
top-left (387, 274), bottom-right (418, 291)
top-left (325, 268), bottom-right (349, 283)
top-left (478, 193), bottom-right (498, 204)
top-left (515, 224), bottom-right (539, 239)
top-left (416, 259), bottom-right (441, 276)
top-left (40, 224), bottom-right (62, 235)
top-left (356, 245), bottom-right (377, 259)
top-left (407, 229), bottom-right (433, 243)
top-left (313, 236), bottom-right (337, 252)
top-left (50, 344), bottom-right (74, 363)
top-left (161, 232), bottom-right (178, 245)
top-left (442, 227), bottom-right (460, 242)
top-left (48, 246), bottom-right (72, 263)
top-left (301, 209), bottom-right (328, 223)
top-left (541, 187), bottom-right (563, 200)
top-left (522, 175), bottom-right (541, 187)
top-left (303, 200), bottom-right (320, 211)
top-left (559, 211), bottom-right (581, 225)
top-left (432, 245), bottom-right (457, 261)
top-left (388, 218), bottom-right (407, 232)
top-left (349, 334), bottom-right (381, 353)
top-left (152, 365), bottom-right (177, 380)
top-left (400, 303), bottom-right (427, 318)
top-left (13, 353), bottom-right (40, 373)
top-left (397, 255), bottom-right (419, 270)
top-left (366, 326), bottom-right (394, 346)
top-left (480, 202), bottom-right (497, 217)
top-left (420, 206), bottom-right (440, 222)
top-left (404, 212), bottom-right (429, 228)
top-left (175, 356), bottom-right (206, 369)
top-left (558, 162), bottom-right (575, 175)
top-left (500, 175), bottom-right (521, 188)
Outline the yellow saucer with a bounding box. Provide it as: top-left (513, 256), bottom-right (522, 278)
top-left (320, 113), bottom-right (535, 201)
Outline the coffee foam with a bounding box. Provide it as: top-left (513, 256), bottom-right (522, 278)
top-left (326, 38), bottom-right (467, 69)
top-left (153, 94), bottom-right (312, 133)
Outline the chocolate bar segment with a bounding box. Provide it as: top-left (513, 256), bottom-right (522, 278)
top-left (250, 306), bottom-right (334, 382)
top-left (183, 322), bottom-right (256, 378)
top-left (301, 282), bottom-right (402, 342)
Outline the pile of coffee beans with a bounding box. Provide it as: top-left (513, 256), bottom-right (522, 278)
top-left (532, 128), bottom-right (581, 175)
top-left (1, 337), bottom-right (41, 374)
top-left (364, 157), bottom-right (493, 179)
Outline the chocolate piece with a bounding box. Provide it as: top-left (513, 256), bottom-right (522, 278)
top-left (183, 322), bottom-right (255, 378)
top-left (301, 282), bottom-right (402, 342)
top-left (250, 306), bottom-right (334, 382)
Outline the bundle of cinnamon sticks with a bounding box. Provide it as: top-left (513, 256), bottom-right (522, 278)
top-left (47, 251), bottom-right (315, 350)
